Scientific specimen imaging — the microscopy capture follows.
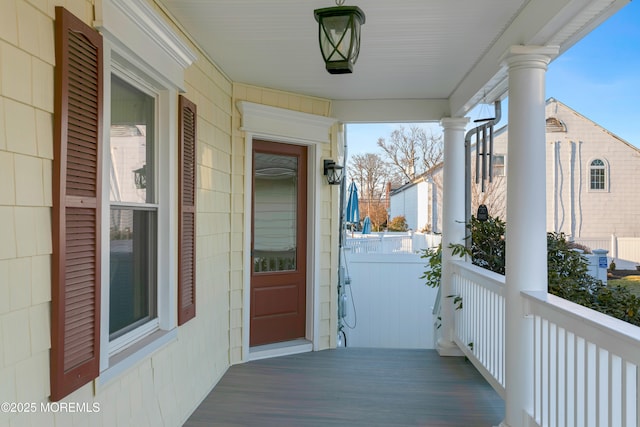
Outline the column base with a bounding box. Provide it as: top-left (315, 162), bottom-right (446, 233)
top-left (436, 338), bottom-right (464, 356)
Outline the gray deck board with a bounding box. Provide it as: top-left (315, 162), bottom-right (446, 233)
top-left (184, 348), bottom-right (504, 426)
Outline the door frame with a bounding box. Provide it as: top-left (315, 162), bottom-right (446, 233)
top-left (244, 135), bottom-right (318, 359)
top-left (239, 101), bottom-right (337, 362)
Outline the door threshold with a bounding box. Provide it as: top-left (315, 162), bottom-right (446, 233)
top-left (248, 338), bottom-right (312, 361)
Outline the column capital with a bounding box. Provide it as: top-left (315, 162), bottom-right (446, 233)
top-left (440, 116), bottom-right (469, 131)
top-left (500, 45), bottom-right (559, 71)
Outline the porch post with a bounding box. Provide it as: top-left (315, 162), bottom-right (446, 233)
top-left (501, 45), bottom-right (558, 427)
top-left (437, 117), bottom-right (469, 356)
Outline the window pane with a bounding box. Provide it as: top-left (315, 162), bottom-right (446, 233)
top-left (110, 75), bottom-right (155, 203)
top-left (492, 154), bottom-right (505, 177)
top-left (590, 168), bottom-right (605, 190)
top-left (109, 208), bottom-right (157, 338)
top-left (253, 152), bottom-right (298, 273)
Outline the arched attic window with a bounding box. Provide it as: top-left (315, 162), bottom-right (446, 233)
top-left (589, 158), bottom-right (608, 191)
top-left (546, 117), bottom-right (567, 132)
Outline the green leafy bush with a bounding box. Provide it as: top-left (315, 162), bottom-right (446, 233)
top-left (422, 215), bottom-right (640, 327)
top-left (420, 244), bottom-right (442, 289)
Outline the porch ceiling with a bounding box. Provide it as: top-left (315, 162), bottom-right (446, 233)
top-left (158, 0), bottom-right (628, 121)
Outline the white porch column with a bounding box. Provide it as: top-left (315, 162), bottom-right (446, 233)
top-left (501, 45), bottom-right (558, 427)
top-left (437, 117), bottom-right (469, 356)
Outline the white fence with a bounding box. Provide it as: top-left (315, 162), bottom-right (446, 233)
top-left (573, 235), bottom-right (640, 267)
top-left (345, 232), bottom-right (441, 254)
top-left (342, 251), bottom-right (438, 349)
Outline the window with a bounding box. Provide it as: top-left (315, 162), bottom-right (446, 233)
top-left (492, 154), bottom-right (505, 177)
top-left (108, 75), bottom-right (158, 344)
top-left (589, 159), bottom-right (607, 191)
top-left (52, 4), bottom-right (196, 400)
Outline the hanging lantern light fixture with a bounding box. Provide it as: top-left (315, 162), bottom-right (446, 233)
top-left (314, 0), bottom-right (366, 74)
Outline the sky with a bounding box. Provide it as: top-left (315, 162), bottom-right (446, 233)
top-left (346, 1), bottom-right (640, 156)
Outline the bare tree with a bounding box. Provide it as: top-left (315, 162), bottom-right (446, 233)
top-left (348, 153), bottom-right (392, 221)
top-left (348, 153), bottom-right (389, 200)
top-left (429, 159), bottom-right (506, 233)
top-left (377, 125), bottom-right (443, 183)
top-left (470, 176), bottom-right (507, 220)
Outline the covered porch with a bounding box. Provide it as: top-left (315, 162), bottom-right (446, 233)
top-left (164, 1), bottom-right (637, 426)
top-left (184, 348), bottom-right (504, 426)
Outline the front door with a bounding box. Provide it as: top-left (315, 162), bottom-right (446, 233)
top-left (250, 140), bottom-right (307, 346)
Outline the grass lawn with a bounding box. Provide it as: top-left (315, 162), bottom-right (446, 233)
top-left (609, 274), bottom-right (640, 297)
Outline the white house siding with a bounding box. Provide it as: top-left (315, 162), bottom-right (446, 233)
top-left (389, 180), bottom-right (432, 231)
top-left (390, 183), bottom-right (418, 229)
top-left (0, 1), bottom-right (338, 426)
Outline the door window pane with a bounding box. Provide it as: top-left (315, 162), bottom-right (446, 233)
top-left (253, 152), bottom-right (298, 272)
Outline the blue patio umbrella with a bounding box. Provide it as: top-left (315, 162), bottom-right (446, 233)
top-left (345, 181), bottom-right (360, 226)
top-left (362, 216), bottom-right (371, 234)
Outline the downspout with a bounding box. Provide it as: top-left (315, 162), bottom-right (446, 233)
top-left (570, 141), bottom-right (576, 238)
top-left (337, 124), bottom-right (348, 347)
top-left (553, 141), bottom-right (560, 233)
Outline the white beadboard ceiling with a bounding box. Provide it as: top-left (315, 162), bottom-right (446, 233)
top-left (158, 0), bottom-right (628, 119)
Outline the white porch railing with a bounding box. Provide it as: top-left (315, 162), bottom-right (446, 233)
top-left (450, 260), bottom-right (506, 398)
top-left (523, 291), bottom-right (640, 427)
top-left (446, 257), bottom-right (640, 426)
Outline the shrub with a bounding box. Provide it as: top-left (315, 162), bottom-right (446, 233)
top-left (422, 216), bottom-right (640, 327)
top-left (450, 215), bottom-right (506, 275)
top-left (388, 215), bottom-right (408, 232)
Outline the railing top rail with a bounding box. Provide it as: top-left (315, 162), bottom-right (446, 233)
top-left (523, 290), bottom-right (640, 364)
top-left (450, 259), bottom-right (505, 295)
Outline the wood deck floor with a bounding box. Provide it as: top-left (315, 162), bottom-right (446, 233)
top-left (183, 348), bottom-right (504, 426)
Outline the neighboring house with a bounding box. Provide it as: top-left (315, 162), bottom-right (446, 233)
top-left (388, 169), bottom-right (441, 233)
top-left (391, 98), bottom-right (640, 239)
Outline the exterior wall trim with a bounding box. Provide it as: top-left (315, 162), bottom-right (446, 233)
top-left (95, 0), bottom-right (196, 91)
top-left (238, 101), bottom-right (336, 145)
top-left (239, 102), bottom-right (337, 361)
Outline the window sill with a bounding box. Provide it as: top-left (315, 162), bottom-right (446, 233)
top-left (96, 328), bottom-right (177, 388)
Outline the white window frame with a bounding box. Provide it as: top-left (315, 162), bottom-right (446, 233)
top-left (492, 153), bottom-right (506, 177)
top-left (588, 158), bottom-right (609, 192)
top-left (100, 45), bottom-right (177, 374)
top-left (107, 67), bottom-right (161, 354)
top-left (94, 0), bottom-right (195, 381)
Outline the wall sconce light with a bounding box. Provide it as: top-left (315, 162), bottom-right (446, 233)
top-left (133, 165), bottom-right (146, 189)
top-left (314, 1), bottom-right (366, 74)
top-left (324, 159), bottom-right (344, 185)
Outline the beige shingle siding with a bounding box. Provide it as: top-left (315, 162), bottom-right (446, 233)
top-left (1, 1), bottom-right (339, 424)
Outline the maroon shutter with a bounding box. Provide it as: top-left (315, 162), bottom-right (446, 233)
top-left (51, 7), bottom-right (103, 401)
top-left (178, 95), bottom-right (197, 325)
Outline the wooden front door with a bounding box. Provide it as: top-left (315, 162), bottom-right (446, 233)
top-left (250, 140), bottom-right (307, 346)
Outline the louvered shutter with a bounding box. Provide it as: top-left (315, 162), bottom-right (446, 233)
top-left (178, 95), bottom-right (197, 325)
top-left (51, 7), bottom-right (103, 401)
